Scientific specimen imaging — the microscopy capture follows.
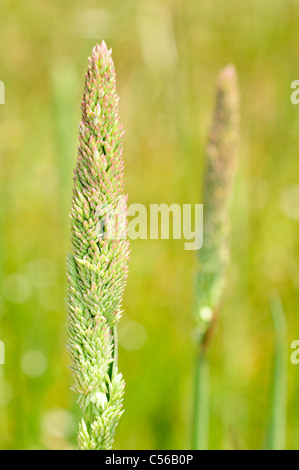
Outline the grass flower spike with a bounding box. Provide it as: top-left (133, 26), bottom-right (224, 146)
top-left (192, 65), bottom-right (239, 450)
top-left (66, 42), bottom-right (129, 450)
top-left (196, 65), bottom-right (239, 344)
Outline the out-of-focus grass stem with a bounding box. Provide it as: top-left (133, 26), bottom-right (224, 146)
top-left (191, 349), bottom-right (209, 450)
top-left (266, 294), bottom-right (287, 450)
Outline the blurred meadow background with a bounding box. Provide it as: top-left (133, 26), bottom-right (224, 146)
top-left (0, 0), bottom-right (299, 450)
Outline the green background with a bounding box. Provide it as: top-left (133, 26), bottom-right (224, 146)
top-left (0, 0), bottom-right (298, 450)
